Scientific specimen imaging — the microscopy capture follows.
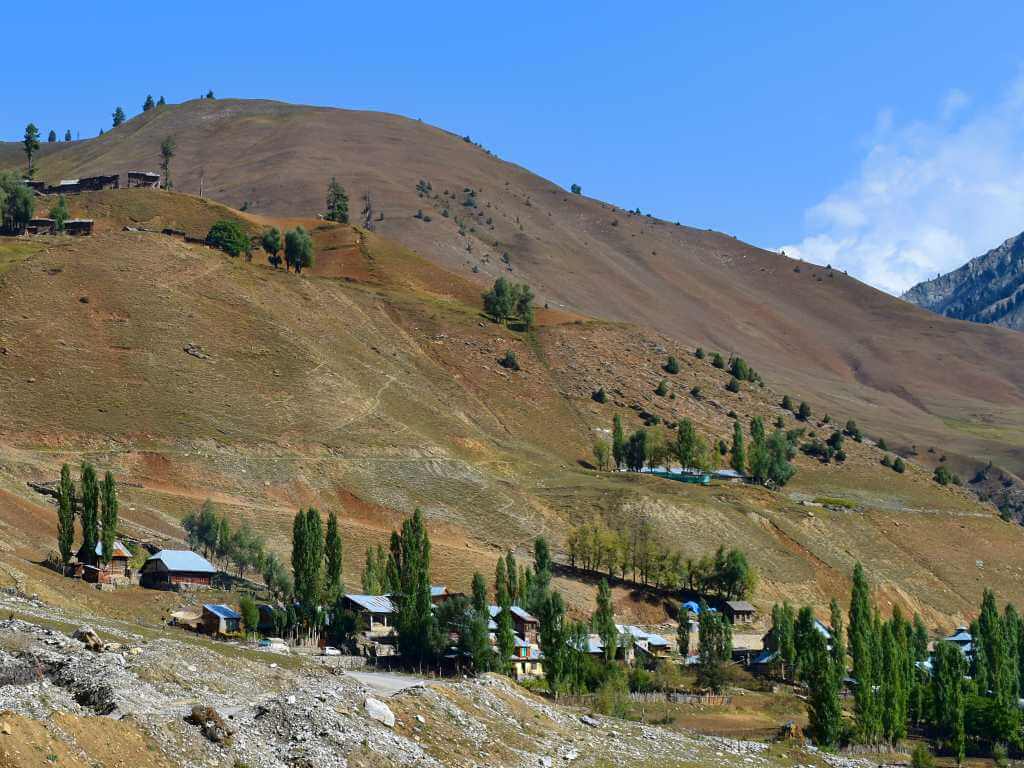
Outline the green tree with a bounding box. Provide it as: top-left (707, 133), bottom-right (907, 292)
top-left (325, 177), bottom-right (349, 223)
top-left (206, 90), bottom-right (215, 99)
top-left (697, 605), bottom-right (732, 693)
top-left (0, 173), bottom-right (34, 233)
top-left (797, 401), bottom-right (812, 421)
top-left (806, 626), bottom-right (843, 747)
top-left (159, 136), bottom-right (176, 190)
top-left (325, 510), bottom-right (344, 599)
top-left (22, 124), bottom-right (40, 178)
top-left (112, 107), bottom-right (126, 127)
top-left (471, 572), bottom-right (487, 613)
top-left (881, 621), bottom-right (908, 742)
top-left (665, 355), bottom-right (680, 374)
top-left (848, 563), bottom-right (882, 743)
top-left (143, 95), bottom-right (155, 112)
top-left (482, 277), bottom-right (515, 324)
top-left (284, 226), bottom-right (314, 272)
top-left (239, 594), bottom-right (259, 635)
top-left (678, 607), bottom-right (692, 658)
top-left (215, 514), bottom-right (231, 562)
top-left (157, 96), bottom-right (166, 106)
top-left (570, 183), bottom-right (582, 195)
top-left (99, 471), bottom-right (118, 565)
top-left (538, 590), bottom-right (569, 694)
top-left (729, 421), bottom-right (746, 474)
top-left (932, 640), bottom-right (967, 764)
top-left (292, 508), bottom-right (324, 623)
top-left (64, 129), bottom-right (72, 142)
top-left (495, 557), bottom-right (516, 674)
top-left (206, 219), bottom-right (250, 258)
top-left (56, 464), bottom-right (76, 566)
top-left (227, 521), bottom-right (264, 578)
top-left (79, 463), bottom-right (99, 566)
top-left (394, 509), bottom-right (435, 667)
top-left (261, 227), bottom-right (283, 268)
top-left (934, 465), bottom-right (953, 486)
top-left (47, 129), bottom-right (56, 143)
top-left (49, 195), bottom-right (69, 233)
top-left (893, 456), bottom-right (906, 473)
top-left (612, 415), bottom-right (626, 469)
top-left (593, 579), bottom-right (618, 663)
top-left (592, 440), bottom-right (610, 470)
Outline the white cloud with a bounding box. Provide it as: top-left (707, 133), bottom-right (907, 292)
top-left (780, 78), bottom-right (1024, 295)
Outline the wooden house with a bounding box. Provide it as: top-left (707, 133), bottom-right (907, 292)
top-left (75, 540), bottom-right (132, 584)
top-left (126, 171), bottom-right (160, 189)
top-left (725, 600), bottom-right (756, 625)
top-left (201, 604), bottom-right (241, 636)
top-left (140, 550), bottom-right (216, 589)
top-left (64, 219), bottom-right (94, 236)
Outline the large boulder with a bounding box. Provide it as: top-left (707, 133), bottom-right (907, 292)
top-left (187, 705), bottom-right (232, 744)
top-left (364, 697), bottom-right (395, 728)
top-left (72, 626), bottom-right (103, 652)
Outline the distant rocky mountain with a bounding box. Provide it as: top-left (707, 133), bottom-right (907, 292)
top-left (903, 231), bottom-right (1024, 330)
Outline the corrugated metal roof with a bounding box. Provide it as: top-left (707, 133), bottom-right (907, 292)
top-left (430, 585), bottom-right (447, 597)
top-left (345, 594), bottom-right (395, 614)
top-left (203, 604), bottom-right (240, 620)
top-left (146, 550), bottom-right (216, 573)
top-left (95, 540), bottom-right (132, 559)
top-left (488, 605), bottom-right (536, 623)
top-left (726, 600), bottom-right (756, 612)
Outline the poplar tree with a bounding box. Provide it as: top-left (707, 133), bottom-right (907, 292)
top-left (794, 606), bottom-right (817, 683)
top-left (932, 640), bottom-right (966, 764)
top-left (881, 621), bottom-right (908, 743)
top-left (829, 598), bottom-right (846, 666)
top-left (527, 536), bottom-right (552, 614)
top-left (612, 415), bottom-right (625, 469)
top-left (361, 546), bottom-right (383, 593)
top-left (56, 464), bottom-right (75, 566)
top-left (730, 421), bottom-right (745, 473)
top-left (395, 509), bottom-right (435, 666)
top-left (538, 590), bottom-right (568, 694)
top-left (593, 579), bottom-right (617, 663)
top-left (505, 551), bottom-right (518, 602)
top-left (99, 471), bottom-right (118, 564)
top-left (325, 510), bottom-right (343, 598)
top-left (292, 508), bottom-right (324, 622)
top-left (697, 606), bottom-right (732, 693)
top-left (678, 608), bottom-right (691, 658)
top-left (471, 572), bottom-right (487, 613)
top-left (806, 627), bottom-right (843, 747)
top-left (79, 463), bottom-right (99, 565)
top-left (848, 562), bottom-right (881, 743)
top-left (496, 560), bottom-right (516, 674)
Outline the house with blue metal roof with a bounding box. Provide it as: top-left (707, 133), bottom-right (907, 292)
top-left (140, 549), bottom-right (217, 590)
top-left (201, 604), bottom-right (242, 636)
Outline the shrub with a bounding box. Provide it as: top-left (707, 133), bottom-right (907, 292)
top-left (844, 419), bottom-right (862, 441)
top-left (592, 387), bottom-right (608, 403)
top-left (711, 352), bottom-right (725, 369)
top-left (717, 439), bottom-right (728, 455)
top-left (893, 456), bottom-right (906, 473)
top-left (881, 455), bottom-right (892, 468)
top-left (499, 350), bottom-right (519, 371)
top-left (206, 219), bottom-right (250, 258)
top-left (694, 347), bottom-right (705, 359)
top-left (664, 355), bottom-right (680, 374)
top-left (797, 401), bottom-right (812, 421)
top-left (690, 386), bottom-right (702, 399)
top-left (781, 395), bottom-right (794, 411)
top-left (911, 744), bottom-right (934, 768)
top-left (729, 356), bottom-right (753, 381)
top-left (993, 743), bottom-right (1008, 768)
top-left (726, 377), bottom-right (740, 393)
top-left (655, 379), bottom-right (668, 396)
top-left (877, 438), bottom-right (888, 451)
top-left (934, 465), bottom-right (953, 485)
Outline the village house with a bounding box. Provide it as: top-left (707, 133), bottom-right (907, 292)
top-left (64, 219), bottom-right (94, 236)
top-left (126, 171), bottom-right (160, 189)
top-left (724, 600), bottom-right (756, 625)
top-left (201, 604), bottom-right (242, 636)
top-left (619, 624), bottom-right (671, 664)
top-left (140, 550), bottom-right (217, 590)
top-left (26, 218), bottom-right (55, 235)
top-left (74, 541), bottom-right (133, 584)
top-left (487, 604), bottom-right (544, 679)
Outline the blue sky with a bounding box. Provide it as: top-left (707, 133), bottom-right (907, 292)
top-left (4, 1), bottom-right (1024, 293)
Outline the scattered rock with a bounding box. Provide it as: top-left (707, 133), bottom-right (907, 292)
top-left (364, 697), bottom-right (395, 728)
top-left (73, 625), bottom-right (103, 652)
top-left (187, 705), bottom-right (232, 744)
top-left (183, 343), bottom-right (211, 360)
top-left (580, 714), bottom-right (600, 727)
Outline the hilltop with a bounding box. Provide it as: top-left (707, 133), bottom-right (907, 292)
top-left (0, 188), bottom-right (1022, 631)
top-left (904, 230), bottom-right (1024, 331)
top-left (3, 98), bottom-right (1023, 484)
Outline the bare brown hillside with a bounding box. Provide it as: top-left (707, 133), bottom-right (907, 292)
top-left (0, 189), bottom-right (1022, 630)
top-left (3, 98), bottom-right (1022, 479)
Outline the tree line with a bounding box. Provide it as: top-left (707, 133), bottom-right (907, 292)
top-left (53, 463), bottom-right (119, 568)
top-left (769, 563), bottom-right (1024, 763)
top-left (599, 413), bottom-right (795, 487)
top-left (566, 516), bottom-right (755, 598)
top-left (482, 277), bottom-right (535, 329)
top-left (182, 500), bottom-right (269, 581)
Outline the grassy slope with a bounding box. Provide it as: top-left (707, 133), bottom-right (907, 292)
top-left (2, 98), bottom-right (1023, 483)
top-left (0, 189), bottom-right (1021, 631)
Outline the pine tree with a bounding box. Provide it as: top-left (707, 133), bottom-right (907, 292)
top-left (730, 421), bottom-right (745, 473)
top-left (326, 177), bottom-right (349, 223)
top-left (593, 579), bottom-right (617, 663)
top-left (612, 415), bottom-right (626, 469)
top-left (64, 129), bottom-right (72, 142)
top-left (325, 510), bottom-right (343, 598)
top-left (23, 124), bottom-right (40, 178)
top-left (56, 464), bottom-right (75, 566)
top-left (112, 106), bottom-right (126, 127)
top-left (99, 471), bottom-right (118, 564)
top-left (47, 129), bottom-right (56, 143)
top-left (157, 96), bottom-right (166, 106)
top-left (79, 463), bottom-right (99, 565)
top-left (143, 95), bottom-right (155, 112)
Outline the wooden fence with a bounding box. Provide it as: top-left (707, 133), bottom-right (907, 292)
top-left (560, 692), bottom-right (732, 707)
